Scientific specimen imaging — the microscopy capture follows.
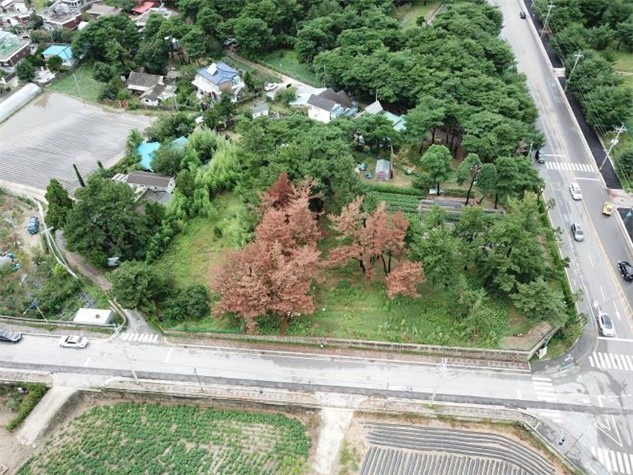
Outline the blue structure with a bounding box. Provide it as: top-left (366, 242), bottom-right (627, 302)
top-left (137, 136), bottom-right (189, 171)
top-left (42, 44), bottom-right (74, 65)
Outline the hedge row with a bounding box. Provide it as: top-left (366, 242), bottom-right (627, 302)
top-left (6, 383), bottom-right (48, 432)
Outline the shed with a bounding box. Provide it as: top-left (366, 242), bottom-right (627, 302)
top-left (251, 102), bottom-right (269, 118)
top-left (73, 308), bottom-right (114, 326)
top-left (375, 159), bottom-right (391, 182)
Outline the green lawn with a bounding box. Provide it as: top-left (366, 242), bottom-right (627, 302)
top-left (612, 50), bottom-right (633, 74)
top-left (394, 0), bottom-right (442, 28)
top-left (48, 64), bottom-right (103, 103)
top-left (18, 403), bottom-right (310, 475)
top-left (154, 194), bottom-right (250, 288)
top-left (258, 49), bottom-right (321, 87)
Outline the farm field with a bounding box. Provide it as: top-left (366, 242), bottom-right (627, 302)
top-left (17, 402), bottom-right (311, 475)
top-left (48, 64), bottom-right (103, 103)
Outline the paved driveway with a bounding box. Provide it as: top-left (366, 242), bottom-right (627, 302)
top-left (0, 92), bottom-right (153, 197)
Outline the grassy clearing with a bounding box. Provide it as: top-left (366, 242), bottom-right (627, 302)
top-left (258, 49), bottom-right (321, 87)
top-left (394, 0), bottom-right (442, 28)
top-left (18, 402), bottom-right (310, 475)
top-left (154, 194), bottom-right (250, 288)
top-left (612, 50), bottom-right (633, 74)
top-left (48, 64), bottom-right (103, 103)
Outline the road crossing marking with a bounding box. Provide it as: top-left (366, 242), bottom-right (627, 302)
top-left (589, 353), bottom-right (633, 371)
top-left (536, 409), bottom-right (562, 425)
top-left (545, 161), bottom-right (595, 172)
top-left (592, 447), bottom-right (633, 474)
top-left (120, 333), bottom-right (161, 343)
top-left (532, 376), bottom-right (557, 402)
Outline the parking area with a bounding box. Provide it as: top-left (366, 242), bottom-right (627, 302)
top-left (0, 92), bottom-right (153, 196)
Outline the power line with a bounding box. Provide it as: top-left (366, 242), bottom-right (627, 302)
top-left (599, 124), bottom-right (628, 171)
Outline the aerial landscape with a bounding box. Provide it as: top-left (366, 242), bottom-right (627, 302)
top-left (0, 0), bottom-right (632, 473)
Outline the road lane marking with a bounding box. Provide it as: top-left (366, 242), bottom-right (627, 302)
top-left (575, 177), bottom-right (602, 181)
top-left (588, 253), bottom-right (595, 267)
top-left (164, 348), bottom-right (172, 364)
top-left (600, 286), bottom-right (606, 300)
top-left (84, 357), bottom-right (91, 367)
top-left (598, 337), bottom-right (633, 342)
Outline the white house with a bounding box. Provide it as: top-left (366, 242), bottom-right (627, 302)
top-left (73, 308), bottom-right (114, 326)
top-left (140, 83), bottom-right (176, 107)
top-left (127, 71), bottom-right (163, 94)
top-left (192, 61), bottom-right (244, 101)
top-left (306, 88), bottom-right (354, 124)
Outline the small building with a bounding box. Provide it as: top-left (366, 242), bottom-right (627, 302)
top-left (42, 43), bottom-right (75, 68)
top-left (38, 2), bottom-right (82, 30)
top-left (125, 171), bottom-right (175, 193)
top-left (192, 61), bottom-right (244, 101)
top-left (0, 0), bottom-right (29, 14)
top-left (361, 100), bottom-right (407, 132)
top-left (131, 1), bottom-right (156, 15)
top-left (140, 83), bottom-right (176, 107)
top-left (251, 102), bottom-right (269, 119)
top-left (127, 71), bottom-right (163, 94)
top-left (375, 159), bottom-right (391, 182)
top-left (73, 308), bottom-right (115, 326)
top-left (85, 3), bottom-right (121, 17)
top-left (306, 88), bottom-right (356, 124)
top-left (0, 31), bottom-right (29, 68)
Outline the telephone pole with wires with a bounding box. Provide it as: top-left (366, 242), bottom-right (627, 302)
top-left (599, 124), bottom-right (627, 171)
top-left (541, 3), bottom-right (554, 39)
top-left (563, 52), bottom-right (583, 92)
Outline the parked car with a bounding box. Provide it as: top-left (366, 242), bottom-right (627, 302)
top-left (569, 183), bottom-right (582, 200)
top-left (602, 202), bottom-right (614, 216)
top-left (0, 329), bottom-right (22, 343)
top-left (223, 37), bottom-right (238, 46)
top-left (59, 335), bottom-right (89, 349)
top-left (534, 149), bottom-right (544, 164)
top-left (617, 260), bottom-right (633, 281)
top-left (520, 11), bottom-right (527, 19)
top-left (26, 216), bottom-right (39, 235)
top-left (264, 82), bottom-right (277, 92)
top-left (570, 223), bottom-right (584, 242)
top-left (597, 313), bottom-right (615, 337)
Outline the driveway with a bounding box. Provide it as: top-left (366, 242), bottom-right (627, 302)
top-left (0, 92), bottom-right (153, 197)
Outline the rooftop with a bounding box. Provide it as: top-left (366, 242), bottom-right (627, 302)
top-left (196, 61), bottom-right (239, 86)
top-left (131, 0), bottom-right (154, 14)
top-left (0, 31), bottom-right (27, 60)
top-left (128, 71), bottom-right (162, 89)
top-left (128, 171), bottom-right (173, 188)
top-left (42, 44), bottom-right (73, 61)
top-left (137, 141), bottom-right (160, 170)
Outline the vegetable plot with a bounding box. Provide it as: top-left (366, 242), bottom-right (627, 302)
top-left (18, 403), bottom-right (310, 475)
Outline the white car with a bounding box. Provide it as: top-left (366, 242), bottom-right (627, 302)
top-left (264, 82), bottom-right (277, 92)
top-left (59, 335), bottom-right (89, 349)
top-left (569, 183), bottom-right (582, 200)
top-left (597, 313), bottom-right (615, 337)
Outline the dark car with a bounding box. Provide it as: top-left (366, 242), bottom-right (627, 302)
top-left (0, 329), bottom-right (23, 343)
top-left (520, 11), bottom-right (527, 19)
top-left (27, 216), bottom-right (39, 235)
top-left (618, 261), bottom-right (633, 281)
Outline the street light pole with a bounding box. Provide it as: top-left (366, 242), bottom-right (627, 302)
top-left (563, 52), bottom-right (583, 92)
top-left (193, 367), bottom-right (204, 393)
top-left (430, 358), bottom-right (455, 405)
top-left (599, 124), bottom-right (627, 171)
top-left (541, 3), bottom-right (554, 39)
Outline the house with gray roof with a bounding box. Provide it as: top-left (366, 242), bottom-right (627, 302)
top-left (306, 88), bottom-right (356, 124)
top-left (127, 71), bottom-right (163, 94)
top-left (192, 61), bottom-right (244, 101)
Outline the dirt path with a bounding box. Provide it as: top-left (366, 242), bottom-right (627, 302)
top-left (54, 230), bottom-right (111, 291)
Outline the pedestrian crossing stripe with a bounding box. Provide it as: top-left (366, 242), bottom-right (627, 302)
top-left (591, 447), bottom-right (633, 474)
top-left (120, 333), bottom-right (160, 343)
top-left (589, 353), bottom-right (633, 371)
top-left (545, 162), bottom-right (595, 172)
top-left (532, 376), bottom-right (558, 402)
top-left (536, 409), bottom-right (562, 425)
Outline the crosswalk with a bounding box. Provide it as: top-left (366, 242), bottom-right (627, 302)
top-left (588, 353), bottom-right (633, 372)
top-left (119, 333), bottom-right (161, 343)
top-left (532, 376), bottom-right (558, 403)
top-left (545, 161), bottom-right (595, 173)
top-left (591, 447), bottom-right (633, 474)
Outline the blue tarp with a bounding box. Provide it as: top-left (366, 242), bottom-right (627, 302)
top-left (137, 142), bottom-right (160, 171)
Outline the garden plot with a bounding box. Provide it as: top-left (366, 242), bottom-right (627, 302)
top-left (17, 402), bottom-right (311, 475)
top-left (337, 416), bottom-right (572, 475)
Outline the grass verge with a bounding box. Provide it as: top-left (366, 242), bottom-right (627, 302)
top-left (48, 64), bottom-right (103, 103)
top-left (258, 49), bottom-right (321, 86)
top-left (4, 383), bottom-right (48, 432)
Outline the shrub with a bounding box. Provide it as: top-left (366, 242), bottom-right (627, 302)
top-left (6, 383), bottom-right (48, 432)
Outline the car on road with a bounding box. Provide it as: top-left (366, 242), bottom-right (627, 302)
top-left (602, 202), bottom-right (614, 216)
top-left (264, 82), bottom-right (277, 92)
top-left (59, 335), bottom-right (89, 349)
top-left (0, 329), bottom-right (22, 343)
top-left (534, 149), bottom-right (544, 164)
top-left (569, 183), bottom-right (582, 200)
top-left (223, 38), bottom-right (238, 47)
top-left (520, 11), bottom-right (527, 19)
top-left (27, 216), bottom-right (39, 234)
top-left (597, 313), bottom-right (615, 337)
top-left (617, 260), bottom-right (633, 281)
top-left (570, 223), bottom-right (584, 242)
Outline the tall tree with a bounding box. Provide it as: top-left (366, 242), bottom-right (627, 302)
top-left (456, 153), bottom-right (482, 205)
top-left (45, 179), bottom-right (73, 230)
top-left (386, 261), bottom-right (425, 299)
top-left (419, 144), bottom-right (452, 195)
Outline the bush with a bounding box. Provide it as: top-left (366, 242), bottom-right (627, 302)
top-left (362, 182), bottom-right (422, 196)
top-left (6, 383), bottom-right (48, 432)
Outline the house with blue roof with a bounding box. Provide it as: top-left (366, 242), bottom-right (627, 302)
top-left (137, 136), bottom-right (189, 171)
top-left (192, 61), bottom-right (244, 101)
top-left (42, 44), bottom-right (76, 68)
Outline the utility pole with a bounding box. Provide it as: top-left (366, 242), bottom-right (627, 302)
top-left (599, 124), bottom-right (627, 170)
top-left (563, 52), bottom-right (583, 92)
top-left (541, 3), bottom-right (554, 39)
